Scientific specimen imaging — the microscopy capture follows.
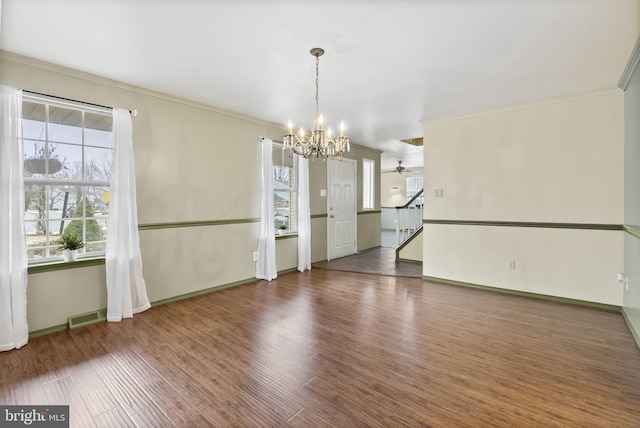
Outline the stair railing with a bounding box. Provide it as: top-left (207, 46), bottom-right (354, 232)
top-left (395, 188), bottom-right (424, 245)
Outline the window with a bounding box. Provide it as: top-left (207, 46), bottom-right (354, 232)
top-left (272, 143), bottom-right (297, 233)
top-left (406, 176), bottom-right (424, 201)
top-left (21, 96), bottom-right (112, 262)
top-left (362, 158), bottom-right (375, 210)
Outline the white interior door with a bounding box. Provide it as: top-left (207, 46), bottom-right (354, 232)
top-left (327, 158), bottom-right (357, 260)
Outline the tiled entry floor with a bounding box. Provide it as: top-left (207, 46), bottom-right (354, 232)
top-left (313, 246), bottom-right (422, 278)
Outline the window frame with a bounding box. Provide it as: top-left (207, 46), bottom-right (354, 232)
top-left (21, 94), bottom-right (113, 264)
top-left (362, 158), bottom-right (375, 211)
top-left (272, 142), bottom-right (298, 235)
top-left (406, 175), bottom-right (424, 202)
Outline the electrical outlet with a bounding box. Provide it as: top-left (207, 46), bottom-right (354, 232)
top-left (434, 189), bottom-right (443, 198)
top-left (253, 251), bottom-right (258, 261)
top-left (508, 260), bottom-right (516, 270)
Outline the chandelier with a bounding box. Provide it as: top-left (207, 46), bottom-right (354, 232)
top-left (283, 48), bottom-right (350, 159)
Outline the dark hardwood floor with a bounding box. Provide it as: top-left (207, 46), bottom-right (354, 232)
top-left (2, 269), bottom-right (640, 427)
top-left (313, 247), bottom-right (422, 278)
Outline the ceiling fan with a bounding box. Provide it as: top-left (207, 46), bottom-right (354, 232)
top-left (384, 160), bottom-right (409, 174)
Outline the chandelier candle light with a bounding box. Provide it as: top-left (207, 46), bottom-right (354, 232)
top-left (284, 48), bottom-right (350, 160)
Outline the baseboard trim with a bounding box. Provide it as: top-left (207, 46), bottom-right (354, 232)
top-left (422, 275), bottom-right (621, 311)
top-left (29, 323), bottom-right (68, 339)
top-left (622, 307), bottom-right (640, 350)
top-left (397, 258), bottom-right (422, 264)
top-left (151, 277), bottom-right (257, 307)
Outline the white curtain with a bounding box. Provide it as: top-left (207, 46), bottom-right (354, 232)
top-left (106, 108), bottom-right (150, 322)
top-left (297, 157), bottom-right (311, 272)
top-left (0, 85), bottom-right (28, 352)
top-left (256, 138), bottom-right (277, 280)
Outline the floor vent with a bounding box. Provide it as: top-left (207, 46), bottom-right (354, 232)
top-left (68, 309), bottom-right (107, 330)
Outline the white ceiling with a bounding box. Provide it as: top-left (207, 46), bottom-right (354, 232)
top-left (1, 0), bottom-right (638, 170)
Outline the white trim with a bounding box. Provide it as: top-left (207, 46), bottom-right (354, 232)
top-left (24, 178), bottom-right (110, 187)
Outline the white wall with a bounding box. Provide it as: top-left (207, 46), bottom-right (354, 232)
top-left (423, 91), bottom-right (624, 305)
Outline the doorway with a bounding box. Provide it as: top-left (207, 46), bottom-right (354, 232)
top-left (327, 157), bottom-right (357, 260)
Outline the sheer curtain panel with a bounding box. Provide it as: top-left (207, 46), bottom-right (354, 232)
top-left (0, 85), bottom-right (28, 352)
top-left (297, 157), bottom-right (311, 272)
top-left (256, 137), bottom-right (277, 281)
top-left (106, 108), bottom-right (150, 322)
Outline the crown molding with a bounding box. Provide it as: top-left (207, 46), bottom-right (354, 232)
top-left (618, 36), bottom-right (640, 91)
top-left (422, 89), bottom-right (621, 126)
top-left (0, 50), bottom-right (282, 128)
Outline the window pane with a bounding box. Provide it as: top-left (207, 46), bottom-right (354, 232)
top-left (87, 187), bottom-right (110, 216)
top-left (23, 101), bottom-right (47, 141)
top-left (272, 145), bottom-right (294, 169)
top-left (24, 184), bottom-right (49, 252)
top-left (22, 120), bottom-right (46, 141)
top-left (49, 106), bottom-right (83, 144)
top-left (274, 191), bottom-right (291, 228)
top-left (273, 166), bottom-right (292, 189)
top-left (23, 141), bottom-right (64, 177)
top-left (60, 191), bottom-right (105, 253)
top-left (50, 142), bottom-right (82, 179)
top-left (25, 223), bottom-right (47, 260)
top-left (363, 159), bottom-right (374, 210)
top-left (85, 113), bottom-right (113, 148)
top-left (85, 217), bottom-right (107, 253)
top-left (84, 147), bottom-right (112, 181)
top-left (26, 220), bottom-right (58, 260)
top-left (406, 176), bottom-right (424, 201)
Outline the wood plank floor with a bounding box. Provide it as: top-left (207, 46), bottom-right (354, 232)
top-left (2, 269), bottom-right (640, 427)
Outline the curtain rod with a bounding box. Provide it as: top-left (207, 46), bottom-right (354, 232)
top-left (23, 90), bottom-right (136, 115)
top-left (259, 136), bottom-right (283, 144)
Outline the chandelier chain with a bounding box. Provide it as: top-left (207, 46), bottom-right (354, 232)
top-left (315, 55), bottom-right (320, 118)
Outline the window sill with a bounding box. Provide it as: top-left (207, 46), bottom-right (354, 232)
top-left (276, 232), bottom-right (298, 240)
top-left (28, 257), bottom-right (105, 274)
